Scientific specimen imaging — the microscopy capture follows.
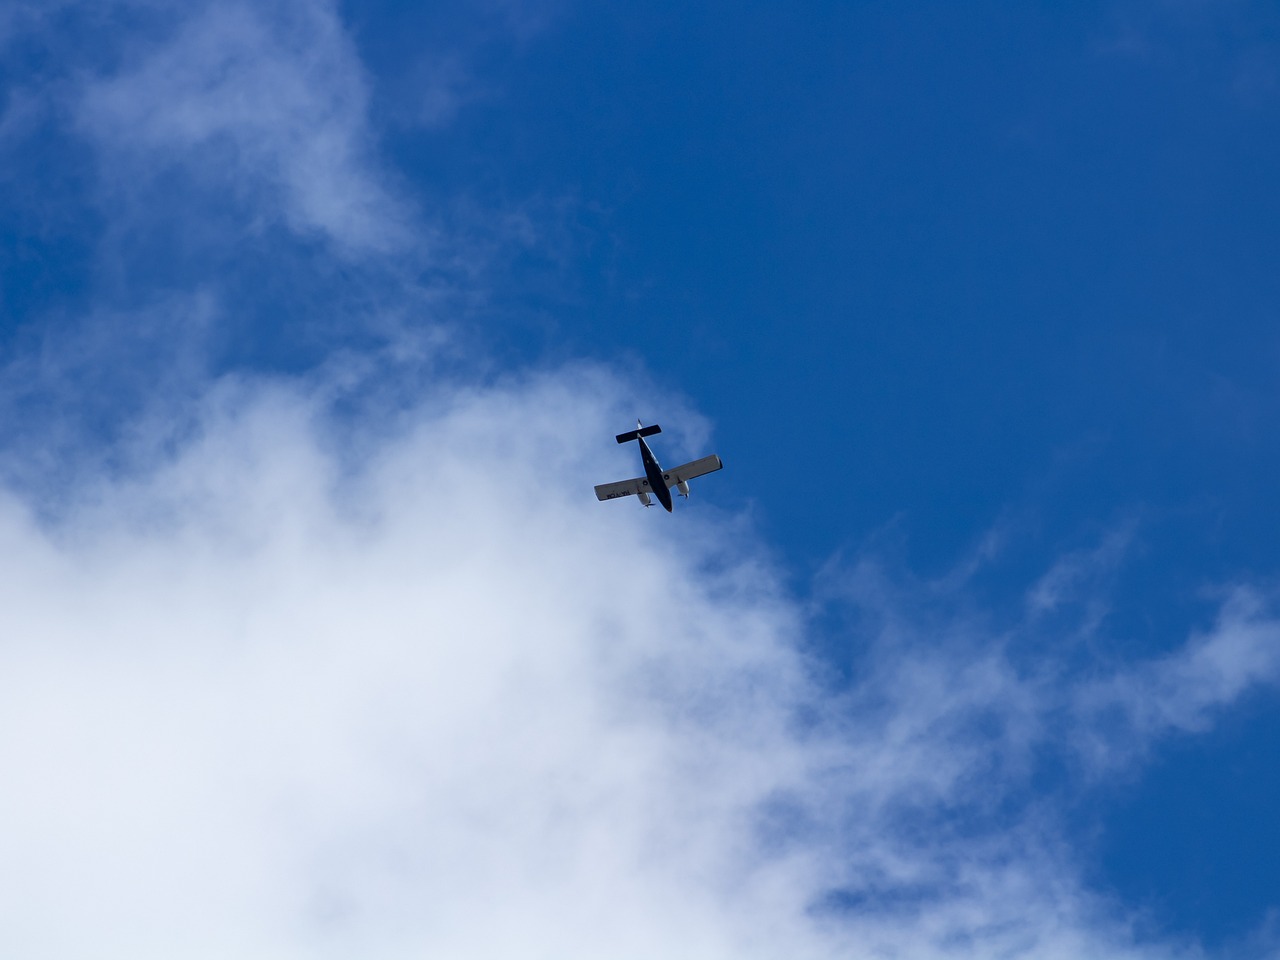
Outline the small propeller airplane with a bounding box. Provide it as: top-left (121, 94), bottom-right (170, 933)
top-left (594, 421), bottom-right (723, 512)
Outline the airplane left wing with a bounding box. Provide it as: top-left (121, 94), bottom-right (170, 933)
top-left (594, 476), bottom-right (654, 501)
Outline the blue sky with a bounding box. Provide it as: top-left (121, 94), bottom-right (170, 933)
top-left (2, 1), bottom-right (1279, 956)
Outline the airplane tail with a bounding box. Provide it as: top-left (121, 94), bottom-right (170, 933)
top-left (615, 423), bottom-right (662, 444)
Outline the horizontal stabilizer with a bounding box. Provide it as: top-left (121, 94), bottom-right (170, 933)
top-left (616, 424), bottom-right (662, 444)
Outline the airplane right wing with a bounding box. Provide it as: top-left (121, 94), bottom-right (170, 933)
top-left (663, 454), bottom-right (723, 486)
top-left (594, 476), bottom-right (654, 501)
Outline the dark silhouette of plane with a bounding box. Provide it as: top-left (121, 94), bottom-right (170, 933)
top-left (594, 422), bottom-right (723, 512)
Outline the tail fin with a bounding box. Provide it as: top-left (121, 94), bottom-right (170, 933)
top-left (616, 423), bottom-right (662, 444)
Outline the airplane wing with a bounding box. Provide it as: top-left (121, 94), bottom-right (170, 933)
top-left (594, 476), bottom-right (654, 501)
top-left (662, 454), bottom-right (723, 487)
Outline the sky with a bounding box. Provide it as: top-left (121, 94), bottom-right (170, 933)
top-left (1, 0), bottom-right (1279, 957)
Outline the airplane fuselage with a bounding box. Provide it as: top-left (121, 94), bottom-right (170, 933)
top-left (638, 436), bottom-right (674, 512)
top-left (595, 421), bottom-right (722, 510)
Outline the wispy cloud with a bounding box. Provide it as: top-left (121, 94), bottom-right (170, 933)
top-left (0, 0), bottom-right (417, 262)
top-left (1079, 585), bottom-right (1280, 747)
top-left (1095, 0), bottom-right (1280, 107)
top-left (1027, 524), bottom-right (1135, 619)
top-left (0, 289), bottom-right (218, 496)
top-left (71, 0), bottom-right (414, 257)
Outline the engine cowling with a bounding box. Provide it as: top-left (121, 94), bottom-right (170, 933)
top-left (677, 480), bottom-right (690, 497)
top-left (638, 491), bottom-right (652, 507)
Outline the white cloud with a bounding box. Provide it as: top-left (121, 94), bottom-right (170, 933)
top-left (0, 370), bottom-right (821, 958)
top-left (0, 363), bottom-right (1272, 959)
top-left (1027, 523), bottom-right (1134, 618)
top-left (1078, 585), bottom-right (1280, 752)
top-left (70, 0), bottom-right (415, 257)
top-left (0, 291), bottom-right (221, 502)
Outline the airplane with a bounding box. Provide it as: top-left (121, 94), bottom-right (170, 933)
top-left (594, 421), bottom-right (723, 512)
